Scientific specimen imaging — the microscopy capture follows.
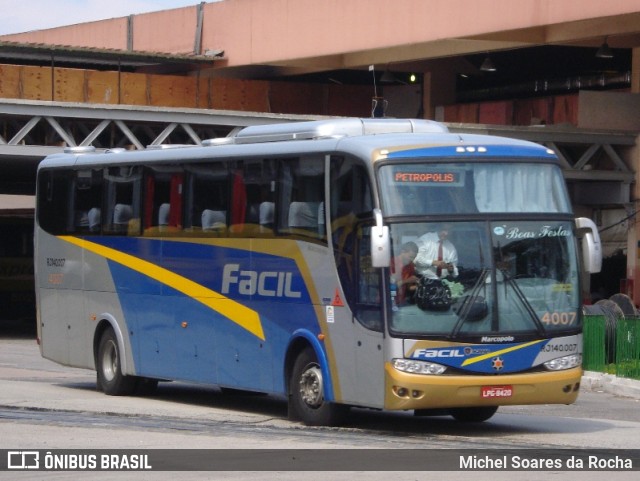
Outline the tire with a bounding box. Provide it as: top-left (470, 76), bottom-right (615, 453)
top-left (96, 328), bottom-right (137, 396)
top-left (289, 347), bottom-right (348, 426)
top-left (449, 406), bottom-right (498, 423)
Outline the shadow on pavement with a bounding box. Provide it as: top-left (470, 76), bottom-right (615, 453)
top-left (0, 319), bottom-right (37, 339)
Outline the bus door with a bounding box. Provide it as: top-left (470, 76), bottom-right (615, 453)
top-left (329, 217), bottom-right (385, 406)
top-left (328, 157), bottom-right (385, 407)
top-left (352, 224), bottom-right (385, 406)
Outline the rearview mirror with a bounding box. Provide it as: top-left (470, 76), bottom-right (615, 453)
top-left (575, 217), bottom-right (602, 274)
top-left (371, 208), bottom-right (390, 267)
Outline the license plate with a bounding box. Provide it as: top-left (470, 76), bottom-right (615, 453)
top-left (481, 385), bottom-right (513, 398)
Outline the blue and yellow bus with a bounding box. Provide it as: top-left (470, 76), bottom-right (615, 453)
top-left (35, 118), bottom-right (601, 425)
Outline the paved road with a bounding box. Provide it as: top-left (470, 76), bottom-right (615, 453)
top-left (1, 321), bottom-right (640, 480)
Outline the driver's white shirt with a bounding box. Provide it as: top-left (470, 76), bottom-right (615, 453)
top-left (414, 232), bottom-right (458, 279)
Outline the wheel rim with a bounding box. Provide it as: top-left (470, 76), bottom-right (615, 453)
top-left (101, 339), bottom-right (118, 382)
top-left (298, 364), bottom-right (323, 408)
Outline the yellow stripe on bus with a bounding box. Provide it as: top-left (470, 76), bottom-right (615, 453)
top-left (59, 236), bottom-right (265, 341)
top-left (461, 340), bottom-right (544, 367)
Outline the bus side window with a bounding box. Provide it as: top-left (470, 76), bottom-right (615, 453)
top-left (73, 169), bottom-right (103, 235)
top-left (202, 209), bottom-right (227, 230)
top-left (330, 156), bottom-right (375, 315)
top-left (158, 203), bottom-right (170, 226)
top-left (184, 163), bottom-right (229, 236)
top-left (104, 166), bottom-right (142, 236)
top-left (259, 201), bottom-right (274, 229)
top-left (37, 170), bottom-right (73, 235)
top-left (355, 225), bottom-right (383, 331)
top-left (88, 207), bottom-right (101, 232)
top-left (288, 201), bottom-right (319, 229)
top-left (279, 156), bottom-right (325, 241)
top-left (113, 203), bottom-right (133, 232)
top-left (230, 159), bottom-right (277, 237)
top-left (143, 167), bottom-right (183, 236)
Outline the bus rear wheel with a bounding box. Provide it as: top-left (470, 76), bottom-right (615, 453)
top-left (449, 406), bottom-right (498, 423)
top-left (96, 328), bottom-right (137, 396)
top-left (289, 347), bottom-right (348, 426)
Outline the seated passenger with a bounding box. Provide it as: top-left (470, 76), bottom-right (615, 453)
top-left (391, 241), bottom-right (419, 305)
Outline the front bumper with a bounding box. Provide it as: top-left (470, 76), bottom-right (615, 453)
top-left (384, 362), bottom-right (582, 410)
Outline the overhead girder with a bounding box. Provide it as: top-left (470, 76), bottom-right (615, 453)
top-left (448, 124), bottom-right (636, 184)
top-left (0, 100), bottom-right (317, 151)
top-left (0, 99), bottom-right (636, 199)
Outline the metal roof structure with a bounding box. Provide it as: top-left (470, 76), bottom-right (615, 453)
top-left (0, 40), bottom-right (221, 72)
top-left (0, 98), bottom-right (322, 194)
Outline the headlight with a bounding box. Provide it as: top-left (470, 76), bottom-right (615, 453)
top-left (544, 354), bottom-right (582, 371)
top-left (392, 358), bottom-right (447, 375)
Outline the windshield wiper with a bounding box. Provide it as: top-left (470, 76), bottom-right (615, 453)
top-left (451, 268), bottom-right (490, 336)
top-left (498, 268), bottom-right (546, 335)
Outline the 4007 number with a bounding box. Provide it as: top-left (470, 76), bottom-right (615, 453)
top-left (540, 311), bottom-right (577, 326)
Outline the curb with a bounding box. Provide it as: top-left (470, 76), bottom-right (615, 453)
top-left (582, 371), bottom-right (640, 400)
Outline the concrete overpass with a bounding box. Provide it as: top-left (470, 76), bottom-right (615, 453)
top-left (1, 0), bottom-right (640, 304)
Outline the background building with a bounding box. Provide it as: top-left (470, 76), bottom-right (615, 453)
top-left (1, 0), bottom-right (640, 312)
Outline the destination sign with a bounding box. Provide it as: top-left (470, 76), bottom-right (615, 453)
top-left (393, 171), bottom-right (461, 184)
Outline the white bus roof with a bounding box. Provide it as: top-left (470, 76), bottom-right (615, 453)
top-left (232, 118), bottom-right (448, 144)
top-left (37, 118), bottom-right (557, 169)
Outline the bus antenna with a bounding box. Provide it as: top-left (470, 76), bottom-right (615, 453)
top-left (369, 65), bottom-right (378, 98)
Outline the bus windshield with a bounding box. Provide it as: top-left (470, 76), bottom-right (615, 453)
top-left (378, 161), bottom-right (572, 215)
top-left (388, 220), bottom-right (581, 338)
top-left (382, 159), bottom-right (580, 339)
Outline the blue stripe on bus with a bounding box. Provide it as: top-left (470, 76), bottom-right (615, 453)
top-left (94, 237), bottom-right (311, 304)
top-left (409, 341), bottom-right (545, 374)
top-left (109, 259), bottom-right (307, 391)
top-left (60, 236), bottom-right (266, 340)
top-left (78, 236), bottom-right (325, 392)
top-left (387, 144), bottom-right (556, 159)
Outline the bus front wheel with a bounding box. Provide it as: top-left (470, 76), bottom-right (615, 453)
top-left (449, 406), bottom-right (498, 423)
top-left (96, 328), bottom-right (137, 396)
top-left (289, 347), bottom-right (348, 426)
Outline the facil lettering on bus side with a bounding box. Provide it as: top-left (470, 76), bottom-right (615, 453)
top-left (221, 263), bottom-right (302, 298)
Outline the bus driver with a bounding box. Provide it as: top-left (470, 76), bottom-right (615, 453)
top-left (414, 224), bottom-right (458, 279)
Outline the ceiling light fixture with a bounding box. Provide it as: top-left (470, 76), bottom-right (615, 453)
top-left (380, 68), bottom-right (398, 83)
top-left (596, 38), bottom-right (613, 59)
top-left (480, 56), bottom-right (496, 72)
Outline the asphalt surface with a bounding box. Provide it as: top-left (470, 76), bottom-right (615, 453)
top-left (2, 321), bottom-right (640, 481)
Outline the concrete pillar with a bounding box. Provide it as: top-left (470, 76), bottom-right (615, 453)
top-left (421, 72), bottom-right (431, 119)
top-left (629, 48), bottom-right (640, 305)
top-left (632, 48), bottom-right (640, 93)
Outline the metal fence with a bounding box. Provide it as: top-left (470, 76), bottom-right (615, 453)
top-left (583, 315), bottom-right (640, 380)
top-left (614, 317), bottom-right (640, 379)
top-left (583, 315), bottom-right (607, 372)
